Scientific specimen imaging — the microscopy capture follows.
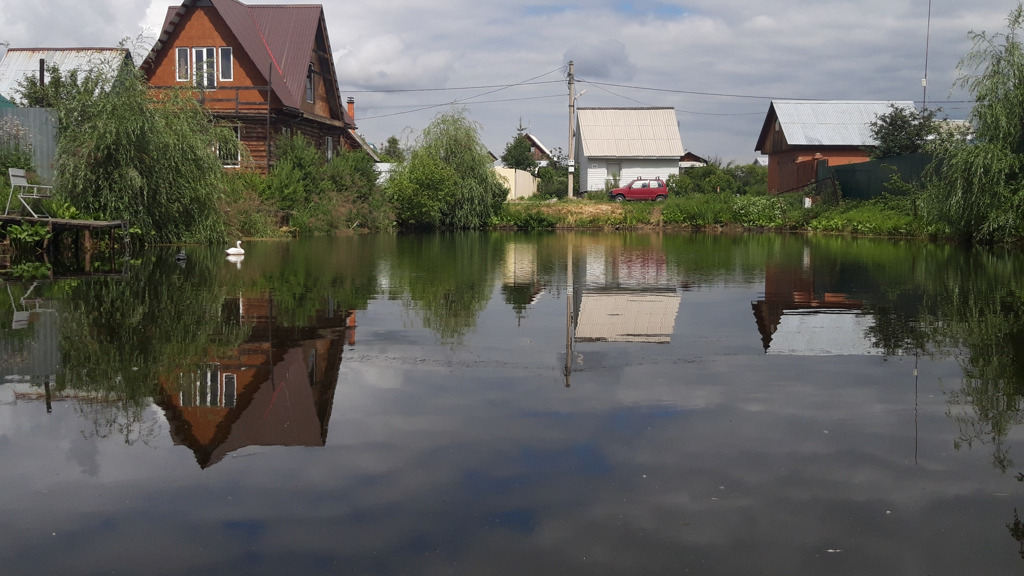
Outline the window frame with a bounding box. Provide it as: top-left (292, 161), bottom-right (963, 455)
top-left (176, 47), bottom-right (190, 82)
top-left (305, 63), bottom-right (315, 103)
top-left (193, 46), bottom-right (217, 90)
top-left (218, 125), bottom-right (242, 168)
top-left (218, 46), bottom-right (233, 82)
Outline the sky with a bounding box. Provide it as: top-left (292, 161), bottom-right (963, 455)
top-left (0, 0), bottom-right (1014, 163)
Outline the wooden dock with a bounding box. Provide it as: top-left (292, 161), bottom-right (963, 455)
top-left (0, 214), bottom-right (127, 260)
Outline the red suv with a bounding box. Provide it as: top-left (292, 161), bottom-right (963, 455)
top-left (609, 178), bottom-right (668, 202)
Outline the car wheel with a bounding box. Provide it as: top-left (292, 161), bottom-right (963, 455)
top-left (614, 194), bottom-right (625, 202)
top-left (655, 195), bottom-right (666, 202)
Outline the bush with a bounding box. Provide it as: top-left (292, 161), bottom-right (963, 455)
top-left (660, 194), bottom-right (734, 226)
top-left (732, 195), bottom-right (784, 228)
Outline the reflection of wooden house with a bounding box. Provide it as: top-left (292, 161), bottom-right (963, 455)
top-left (751, 259), bottom-right (871, 355)
top-left (156, 294), bottom-right (356, 468)
top-left (141, 0), bottom-right (377, 171)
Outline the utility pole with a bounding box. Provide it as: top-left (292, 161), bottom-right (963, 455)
top-left (567, 61), bottom-right (575, 199)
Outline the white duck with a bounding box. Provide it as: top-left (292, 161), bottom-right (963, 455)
top-left (225, 240), bottom-right (245, 255)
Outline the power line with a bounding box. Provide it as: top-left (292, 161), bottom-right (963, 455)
top-left (344, 79), bottom-right (564, 94)
top-left (359, 94), bottom-right (565, 120)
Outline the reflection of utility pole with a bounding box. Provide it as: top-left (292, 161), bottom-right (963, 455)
top-left (567, 61), bottom-right (575, 200)
top-left (564, 236), bottom-right (573, 387)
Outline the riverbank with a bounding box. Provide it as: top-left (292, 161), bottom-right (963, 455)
top-left (494, 194), bottom-right (931, 237)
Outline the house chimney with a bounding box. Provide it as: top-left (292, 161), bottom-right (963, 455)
top-left (347, 97), bottom-right (355, 122)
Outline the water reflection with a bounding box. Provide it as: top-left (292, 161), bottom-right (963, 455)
top-left (751, 245), bottom-right (871, 355)
top-left (2, 234), bottom-right (1024, 574)
top-left (156, 293), bottom-right (355, 468)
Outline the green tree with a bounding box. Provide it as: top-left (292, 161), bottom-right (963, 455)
top-left (379, 135), bottom-right (405, 163)
top-left (500, 134), bottom-right (538, 174)
top-left (385, 107), bottom-right (508, 230)
top-left (53, 61), bottom-right (227, 244)
top-left (922, 3), bottom-right (1024, 243)
top-left (868, 103), bottom-right (940, 159)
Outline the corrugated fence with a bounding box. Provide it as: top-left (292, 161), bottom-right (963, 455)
top-left (0, 107), bottom-right (57, 182)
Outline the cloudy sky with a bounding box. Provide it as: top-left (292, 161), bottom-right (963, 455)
top-left (0, 0), bottom-right (1014, 162)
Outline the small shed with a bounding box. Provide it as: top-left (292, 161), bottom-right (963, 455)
top-left (574, 107), bottom-right (685, 192)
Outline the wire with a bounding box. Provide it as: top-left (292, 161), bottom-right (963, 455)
top-left (344, 79), bottom-right (564, 94)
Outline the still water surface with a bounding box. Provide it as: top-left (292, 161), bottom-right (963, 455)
top-left (2, 232), bottom-right (1023, 574)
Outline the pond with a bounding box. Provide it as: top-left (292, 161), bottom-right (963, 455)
top-left (1, 232), bottom-right (1023, 575)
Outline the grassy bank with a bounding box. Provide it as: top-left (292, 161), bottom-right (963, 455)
top-left (494, 193), bottom-right (935, 237)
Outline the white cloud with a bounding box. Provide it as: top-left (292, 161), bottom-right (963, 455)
top-left (0, 0), bottom-right (1015, 160)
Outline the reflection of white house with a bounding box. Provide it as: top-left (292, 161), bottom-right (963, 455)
top-left (575, 107), bottom-right (685, 192)
top-left (575, 243), bottom-right (681, 343)
top-left (764, 310), bottom-right (881, 355)
top-left (503, 242), bottom-right (538, 286)
top-left (576, 291), bottom-right (680, 343)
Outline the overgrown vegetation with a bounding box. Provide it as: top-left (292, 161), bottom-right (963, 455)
top-left (921, 2), bottom-right (1024, 244)
top-left (667, 161), bottom-right (768, 196)
top-left (385, 107), bottom-right (509, 230)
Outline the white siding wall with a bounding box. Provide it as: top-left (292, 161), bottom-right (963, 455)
top-left (580, 157), bottom-right (680, 192)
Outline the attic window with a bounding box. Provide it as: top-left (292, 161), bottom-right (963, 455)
top-left (219, 47), bottom-right (233, 82)
top-left (306, 64), bottom-right (315, 103)
top-left (194, 47), bottom-right (217, 89)
top-left (176, 47), bottom-right (189, 82)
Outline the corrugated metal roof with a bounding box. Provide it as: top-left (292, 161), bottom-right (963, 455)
top-left (575, 290), bottom-right (680, 343)
top-left (770, 100), bottom-right (916, 147)
top-left (0, 48), bottom-right (130, 100)
top-left (577, 107), bottom-right (685, 158)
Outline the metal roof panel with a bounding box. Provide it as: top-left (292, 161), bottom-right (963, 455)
top-left (577, 107), bottom-right (685, 158)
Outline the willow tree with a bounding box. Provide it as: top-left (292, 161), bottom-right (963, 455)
top-left (52, 62), bottom-right (229, 244)
top-left (923, 3), bottom-right (1024, 243)
top-left (385, 107), bottom-right (508, 230)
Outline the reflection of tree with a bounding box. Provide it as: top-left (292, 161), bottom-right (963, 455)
top-left (922, 251), bottom-right (1024, 472)
top-left (1008, 508), bottom-right (1024, 560)
top-left (387, 233), bottom-right (501, 345)
top-left (56, 249), bottom-right (249, 444)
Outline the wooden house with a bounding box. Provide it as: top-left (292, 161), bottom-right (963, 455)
top-left (754, 100), bottom-right (914, 195)
top-left (141, 0), bottom-right (377, 171)
top-left (155, 293), bottom-right (356, 468)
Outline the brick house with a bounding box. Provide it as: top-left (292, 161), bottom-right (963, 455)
top-left (140, 0), bottom-right (376, 171)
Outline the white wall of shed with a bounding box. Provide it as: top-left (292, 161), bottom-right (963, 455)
top-left (580, 157), bottom-right (680, 192)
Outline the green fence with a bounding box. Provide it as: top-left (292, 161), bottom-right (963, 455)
top-left (817, 153), bottom-right (932, 201)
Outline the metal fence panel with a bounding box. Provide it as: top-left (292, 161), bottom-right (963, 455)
top-left (0, 107), bottom-right (57, 182)
top-left (818, 153), bottom-right (932, 201)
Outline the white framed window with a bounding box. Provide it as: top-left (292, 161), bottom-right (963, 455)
top-left (176, 47), bottom-right (190, 82)
top-left (325, 136), bottom-right (333, 160)
top-left (218, 125), bottom-right (241, 168)
top-left (219, 47), bottom-right (233, 82)
top-left (194, 47), bottom-right (217, 89)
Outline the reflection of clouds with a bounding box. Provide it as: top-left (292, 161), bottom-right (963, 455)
top-left (0, 281), bottom-right (1018, 574)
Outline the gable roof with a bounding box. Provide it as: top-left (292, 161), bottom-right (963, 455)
top-left (577, 107), bottom-right (685, 159)
top-left (524, 133), bottom-right (552, 159)
top-left (755, 100), bottom-right (916, 151)
top-left (0, 47), bottom-right (132, 101)
top-left (145, 0), bottom-right (352, 125)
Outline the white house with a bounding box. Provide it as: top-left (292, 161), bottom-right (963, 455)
top-left (574, 107), bottom-right (685, 193)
